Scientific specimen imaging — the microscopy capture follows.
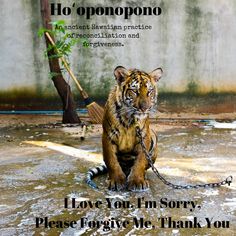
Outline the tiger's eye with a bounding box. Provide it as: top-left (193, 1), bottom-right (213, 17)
top-left (148, 89), bottom-right (155, 98)
top-left (127, 89), bottom-right (137, 97)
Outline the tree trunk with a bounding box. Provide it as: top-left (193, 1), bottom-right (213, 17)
top-left (40, 0), bottom-right (81, 124)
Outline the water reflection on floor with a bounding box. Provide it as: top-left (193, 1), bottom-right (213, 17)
top-left (0, 123), bottom-right (235, 236)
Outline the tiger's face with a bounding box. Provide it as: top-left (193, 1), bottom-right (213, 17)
top-left (114, 66), bottom-right (163, 119)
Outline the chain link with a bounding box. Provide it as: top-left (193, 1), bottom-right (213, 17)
top-left (136, 126), bottom-right (233, 189)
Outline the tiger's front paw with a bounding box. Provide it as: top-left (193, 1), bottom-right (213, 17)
top-left (108, 172), bottom-right (126, 191)
top-left (127, 176), bottom-right (149, 192)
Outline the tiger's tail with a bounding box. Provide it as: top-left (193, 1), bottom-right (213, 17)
top-left (85, 164), bottom-right (108, 189)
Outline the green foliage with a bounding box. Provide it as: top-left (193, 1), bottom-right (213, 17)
top-left (38, 20), bottom-right (88, 79)
top-left (48, 72), bottom-right (61, 79)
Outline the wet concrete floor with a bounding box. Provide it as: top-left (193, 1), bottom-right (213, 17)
top-left (0, 118), bottom-right (235, 236)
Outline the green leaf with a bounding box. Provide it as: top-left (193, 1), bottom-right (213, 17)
top-left (37, 28), bottom-right (46, 37)
top-left (38, 28), bottom-right (55, 38)
top-left (49, 72), bottom-right (61, 79)
top-left (50, 20), bottom-right (65, 26)
top-left (48, 54), bottom-right (63, 59)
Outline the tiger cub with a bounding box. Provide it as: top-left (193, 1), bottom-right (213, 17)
top-left (102, 66), bottom-right (163, 191)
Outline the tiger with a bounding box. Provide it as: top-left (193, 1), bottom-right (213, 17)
top-left (86, 66), bottom-right (163, 191)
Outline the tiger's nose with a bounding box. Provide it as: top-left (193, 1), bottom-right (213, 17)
top-left (140, 107), bottom-right (148, 112)
top-left (139, 101), bottom-right (149, 112)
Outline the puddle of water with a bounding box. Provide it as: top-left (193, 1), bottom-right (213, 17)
top-left (204, 120), bottom-right (236, 129)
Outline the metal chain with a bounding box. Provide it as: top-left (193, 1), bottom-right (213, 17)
top-left (136, 126), bottom-right (233, 189)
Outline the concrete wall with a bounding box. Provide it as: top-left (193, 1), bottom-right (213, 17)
top-left (0, 0), bottom-right (51, 96)
top-left (0, 0), bottom-right (236, 100)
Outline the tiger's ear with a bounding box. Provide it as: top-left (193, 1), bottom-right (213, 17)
top-left (114, 66), bottom-right (129, 85)
top-left (149, 68), bottom-right (163, 82)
